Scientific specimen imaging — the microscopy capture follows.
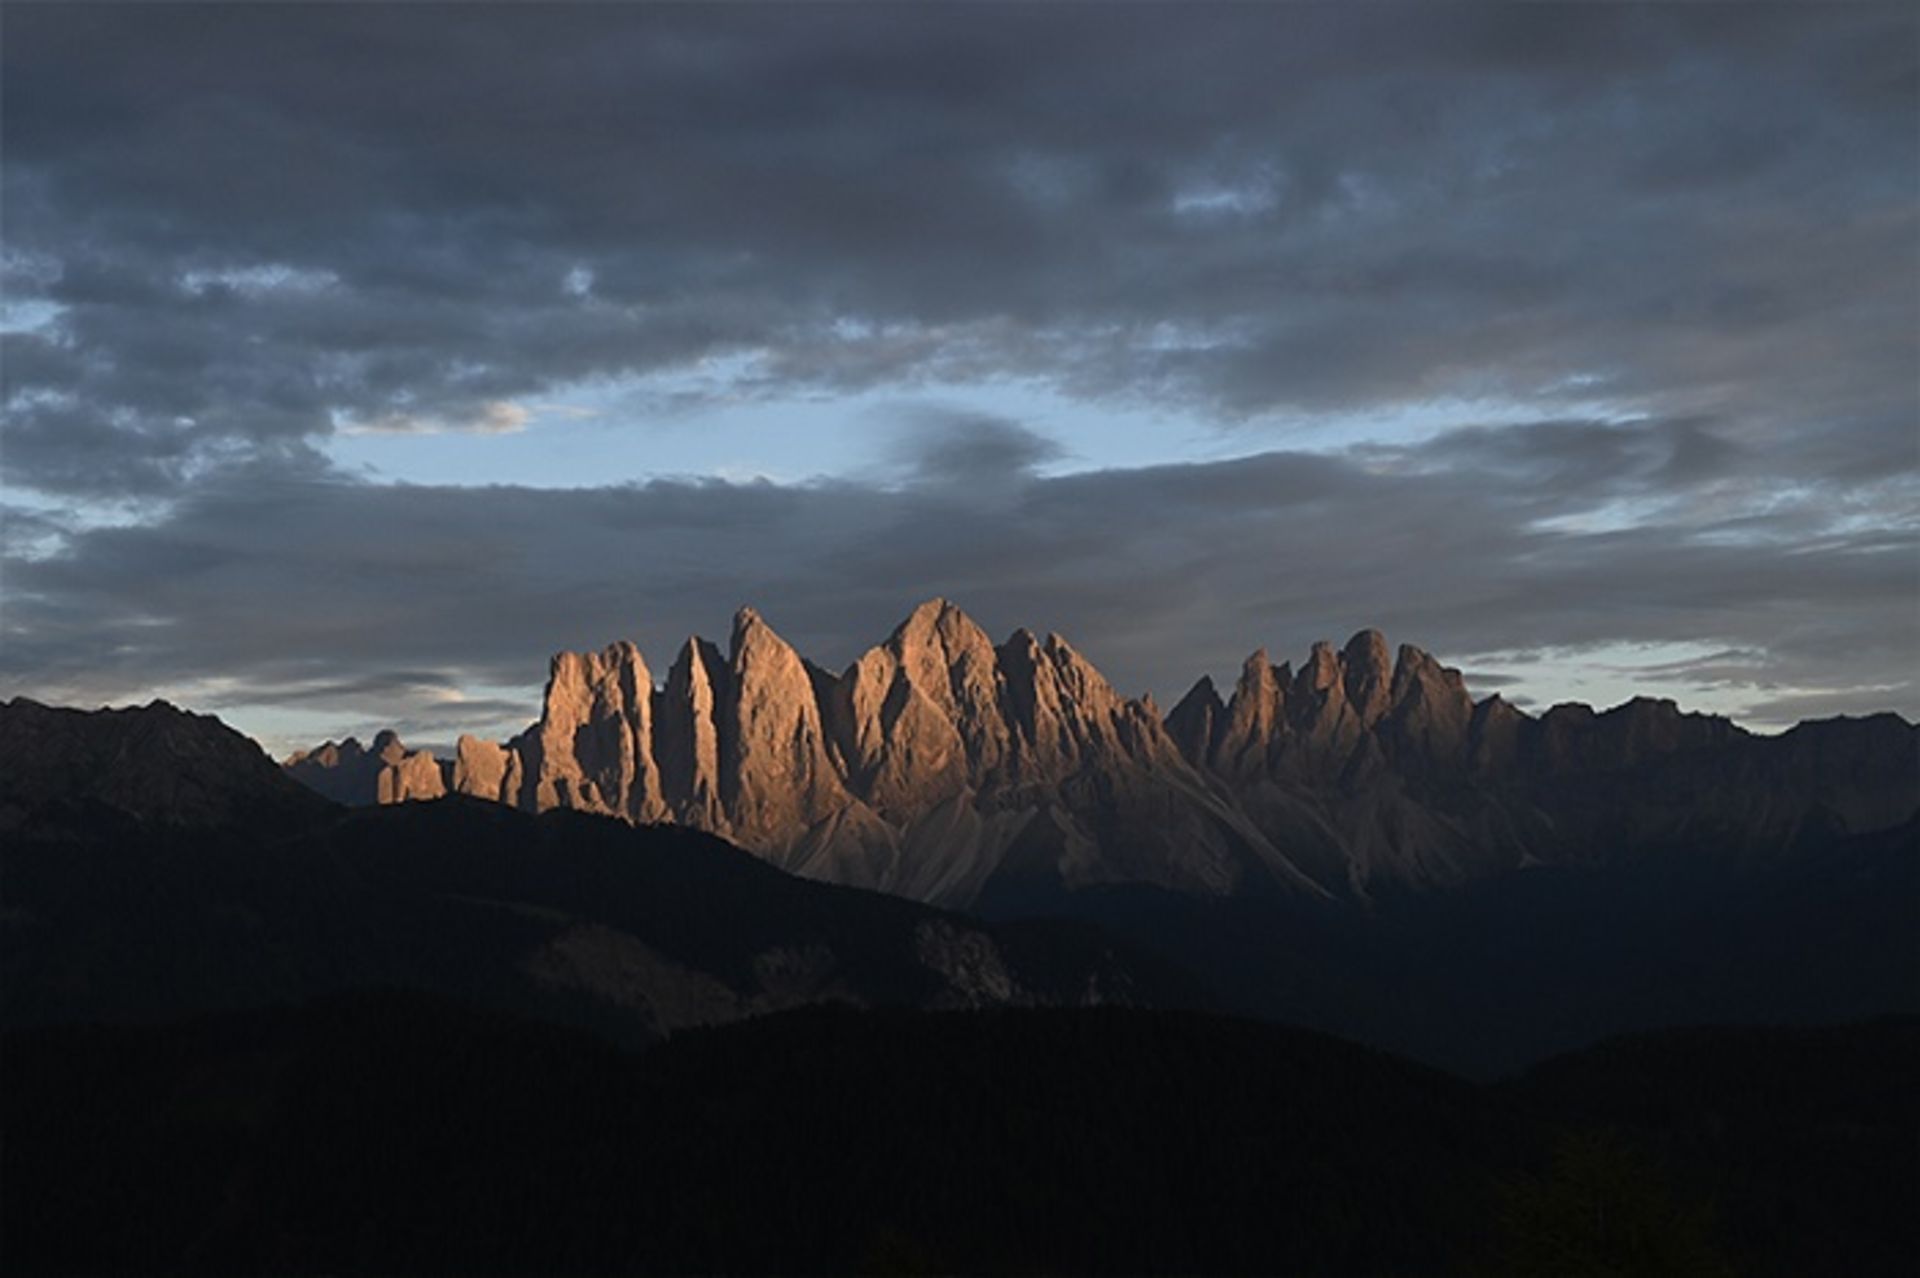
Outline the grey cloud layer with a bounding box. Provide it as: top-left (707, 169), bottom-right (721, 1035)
top-left (4, 3), bottom-right (1914, 493)
top-left (2, 4), bottom-right (1914, 738)
top-left (7, 419), bottom-right (1913, 743)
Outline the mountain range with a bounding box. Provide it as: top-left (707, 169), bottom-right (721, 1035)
top-left (15, 600), bottom-right (1915, 1075)
top-left (287, 599), bottom-right (1920, 911)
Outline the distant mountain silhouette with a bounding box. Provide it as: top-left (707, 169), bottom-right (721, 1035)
top-left (3, 696), bottom-right (334, 831)
top-left (285, 728), bottom-right (449, 804)
top-left (283, 600), bottom-right (1920, 910)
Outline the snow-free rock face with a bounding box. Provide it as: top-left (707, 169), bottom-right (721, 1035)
top-left (827, 599), bottom-right (1000, 821)
top-left (452, 735), bottom-right (516, 803)
top-left (377, 745), bottom-right (448, 805)
top-left (286, 729), bottom-right (447, 807)
top-left (514, 642), bottom-right (665, 822)
top-left (284, 600), bottom-right (1920, 908)
top-left (655, 636), bottom-right (730, 831)
top-left (722, 609), bottom-right (853, 851)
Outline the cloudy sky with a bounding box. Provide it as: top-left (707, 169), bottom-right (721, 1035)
top-left (3, 2), bottom-right (1915, 755)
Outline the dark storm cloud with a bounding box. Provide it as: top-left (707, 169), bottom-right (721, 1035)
top-left (6, 418), bottom-right (1914, 744)
top-left (3, 2), bottom-right (1914, 494)
top-left (891, 408), bottom-right (1064, 485)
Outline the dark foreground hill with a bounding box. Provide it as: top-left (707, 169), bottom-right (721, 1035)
top-left (1040, 812), bottom-right (1920, 1076)
top-left (2, 704), bottom-right (1192, 1042)
top-left (1508, 1021), bottom-right (1920, 1278)
top-left (4, 994), bottom-right (1914, 1276)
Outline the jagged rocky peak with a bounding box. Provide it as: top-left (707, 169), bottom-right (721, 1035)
top-left (1297, 639), bottom-right (1342, 693)
top-left (831, 598), bottom-right (998, 819)
top-left (722, 606), bottom-right (850, 847)
top-left (286, 737), bottom-right (364, 770)
top-left (1165, 674), bottom-right (1224, 762)
top-left (379, 749), bottom-right (448, 804)
top-left (365, 728), bottom-right (449, 799)
top-left (831, 598), bottom-right (1188, 813)
top-left (1211, 650), bottom-right (1288, 776)
top-left (452, 734), bottom-right (516, 804)
top-left (1040, 630), bottom-right (1123, 714)
top-left (524, 637), bottom-right (663, 821)
top-left (996, 627), bottom-right (1085, 770)
top-left (998, 623), bottom-right (1176, 781)
top-left (1388, 641), bottom-right (1455, 690)
top-left (729, 606), bottom-right (770, 653)
top-left (287, 727), bottom-right (445, 806)
top-left (1340, 629), bottom-right (1395, 727)
top-left (656, 634), bottom-right (730, 829)
top-left (894, 599), bottom-right (1004, 721)
top-left (1533, 694), bottom-right (1745, 774)
top-left (1168, 630), bottom-right (1483, 777)
top-left (1379, 642), bottom-right (1475, 763)
top-left (1284, 638), bottom-right (1365, 762)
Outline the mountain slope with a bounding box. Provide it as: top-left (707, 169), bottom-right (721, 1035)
top-left (3, 696), bottom-right (334, 831)
top-left (1044, 810), bottom-right (1920, 1077)
top-left (0, 996), bottom-right (1519, 1276)
top-left (0, 701), bottom-right (1192, 1042)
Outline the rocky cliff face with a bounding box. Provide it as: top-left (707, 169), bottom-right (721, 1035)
top-left (514, 642), bottom-right (665, 822)
top-left (287, 600), bottom-right (1920, 908)
top-left (285, 729), bottom-right (448, 807)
